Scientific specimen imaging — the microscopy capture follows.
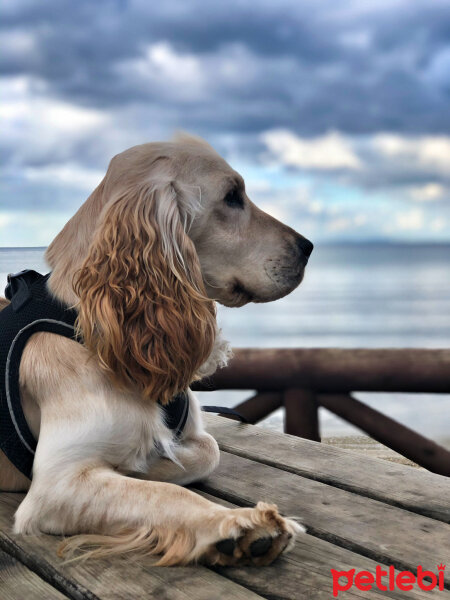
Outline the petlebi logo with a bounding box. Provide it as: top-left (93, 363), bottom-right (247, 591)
top-left (331, 564), bottom-right (446, 597)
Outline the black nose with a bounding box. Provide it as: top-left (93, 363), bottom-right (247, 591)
top-left (297, 236), bottom-right (314, 259)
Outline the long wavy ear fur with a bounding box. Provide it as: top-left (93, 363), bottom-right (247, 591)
top-left (74, 181), bottom-right (216, 404)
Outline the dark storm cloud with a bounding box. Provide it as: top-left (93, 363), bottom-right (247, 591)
top-left (1, 0), bottom-right (450, 231)
top-left (1, 0), bottom-right (449, 137)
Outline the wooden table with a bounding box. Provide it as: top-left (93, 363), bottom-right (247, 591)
top-left (1, 414), bottom-right (449, 599)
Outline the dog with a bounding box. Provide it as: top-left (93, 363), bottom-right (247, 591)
top-left (0, 133), bottom-right (313, 566)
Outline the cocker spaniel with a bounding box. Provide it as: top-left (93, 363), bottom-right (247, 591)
top-left (0, 133), bottom-right (313, 566)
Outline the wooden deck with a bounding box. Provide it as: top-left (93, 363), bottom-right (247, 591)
top-left (1, 414), bottom-right (449, 599)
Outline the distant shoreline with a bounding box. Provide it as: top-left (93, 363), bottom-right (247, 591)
top-left (0, 247), bottom-right (47, 250)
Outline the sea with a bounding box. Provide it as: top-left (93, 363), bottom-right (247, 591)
top-left (1, 244), bottom-right (449, 446)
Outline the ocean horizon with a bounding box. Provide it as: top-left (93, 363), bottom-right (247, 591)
top-left (1, 244), bottom-right (449, 446)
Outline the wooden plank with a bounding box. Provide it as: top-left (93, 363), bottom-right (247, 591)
top-left (197, 451), bottom-right (450, 587)
top-left (0, 548), bottom-right (67, 600)
top-left (0, 494), bottom-right (263, 600)
top-left (0, 491), bottom-right (444, 600)
top-left (204, 414), bottom-right (450, 522)
top-left (196, 492), bottom-right (448, 600)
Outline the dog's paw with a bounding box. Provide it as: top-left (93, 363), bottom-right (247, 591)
top-left (204, 502), bottom-right (304, 567)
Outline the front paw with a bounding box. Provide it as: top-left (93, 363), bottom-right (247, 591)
top-left (204, 502), bottom-right (305, 567)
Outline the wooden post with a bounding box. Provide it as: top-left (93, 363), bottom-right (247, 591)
top-left (319, 394), bottom-right (450, 476)
top-left (283, 389), bottom-right (321, 441)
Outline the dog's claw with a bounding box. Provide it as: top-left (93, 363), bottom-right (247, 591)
top-left (206, 504), bottom-right (302, 567)
top-left (250, 536), bottom-right (273, 557)
top-left (216, 538), bottom-right (236, 556)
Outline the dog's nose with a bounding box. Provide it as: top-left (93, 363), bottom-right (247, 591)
top-left (296, 236), bottom-right (314, 259)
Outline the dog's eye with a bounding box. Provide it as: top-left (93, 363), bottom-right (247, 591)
top-left (223, 189), bottom-right (244, 209)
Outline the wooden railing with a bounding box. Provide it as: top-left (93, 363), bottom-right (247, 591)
top-left (192, 348), bottom-right (450, 477)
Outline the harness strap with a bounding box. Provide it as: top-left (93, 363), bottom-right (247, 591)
top-left (163, 391), bottom-right (190, 437)
top-left (7, 319), bottom-right (77, 456)
top-left (201, 405), bottom-right (248, 423)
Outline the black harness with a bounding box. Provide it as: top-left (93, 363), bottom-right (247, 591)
top-left (0, 270), bottom-right (190, 479)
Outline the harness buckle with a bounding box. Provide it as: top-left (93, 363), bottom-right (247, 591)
top-left (5, 269), bottom-right (41, 311)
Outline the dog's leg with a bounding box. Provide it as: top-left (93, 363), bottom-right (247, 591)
top-left (16, 337), bottom-right (304, 566)
top-left (133, 432), bottom-right (220, 485)
top-left (132, 391), bottom-right (220, 485)
top-left (14, 463), bottom-right (303, 566)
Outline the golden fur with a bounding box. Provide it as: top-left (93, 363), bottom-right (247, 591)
top-left (0, 134), bottom-right (309, 566)
top-left (73, 181), bottom-right (216, 405)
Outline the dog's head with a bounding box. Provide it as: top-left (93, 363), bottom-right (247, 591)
top-left (47, 134), bottom-right (312, 403)
top-left (169, 134), bottom-right (312, 307)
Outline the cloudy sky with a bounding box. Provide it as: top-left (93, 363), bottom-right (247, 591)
top-left (1, 0), bottom-right (449, 246)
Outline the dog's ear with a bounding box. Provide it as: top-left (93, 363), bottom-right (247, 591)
top-left (74, 181), bottom-right (216, 404)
